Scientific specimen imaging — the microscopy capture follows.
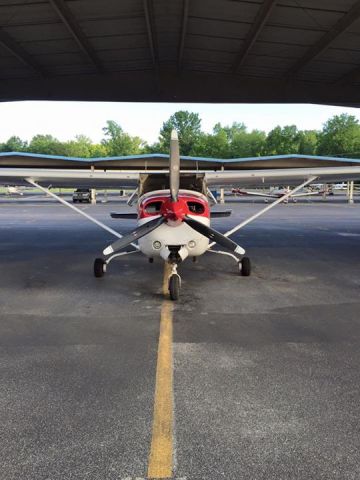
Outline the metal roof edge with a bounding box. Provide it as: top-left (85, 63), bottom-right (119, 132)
top-left (0, 152), bottom-right (360, 164)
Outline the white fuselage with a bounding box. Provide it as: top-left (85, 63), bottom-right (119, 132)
top-left (137, 189), bottom-right (210, 260)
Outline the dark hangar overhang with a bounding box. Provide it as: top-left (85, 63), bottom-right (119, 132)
top-left (2, 1), bottom-right (360, 105)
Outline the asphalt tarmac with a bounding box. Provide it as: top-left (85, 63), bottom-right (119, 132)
top-left (0, 200), bottom-right (360, 480)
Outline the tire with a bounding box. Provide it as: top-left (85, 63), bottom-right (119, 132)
top-left (94, 258), bottom-right (106, 278)
top-left (240, 257), bottom-right (251, 276)
top-left (169, 274), bottom-right (180, 301)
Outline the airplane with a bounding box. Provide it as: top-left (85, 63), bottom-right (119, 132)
top-left (232, 186), bottom-right (329, 203)
top-left (1, 130), bottom-right (360, 300)
top-left (96, 131), bottom-right (248, 300)
top-left (333, 182), bottom-right (349, 190)
top-left (5, 185), bottom-right (24, 196)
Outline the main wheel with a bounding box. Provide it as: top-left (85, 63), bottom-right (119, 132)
top-left (240, 257), bottom-right (251, 276)
top-left (169, 274), bottom-right (180, 301)
top-left (94, 258), bottom-right (106, 278)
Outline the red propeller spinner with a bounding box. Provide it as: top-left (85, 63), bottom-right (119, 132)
top-left (160, 197), bottom-right (188, 222)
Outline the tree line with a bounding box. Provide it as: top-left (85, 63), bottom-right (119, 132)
top-left (1, 111), bottom-right (360, 159)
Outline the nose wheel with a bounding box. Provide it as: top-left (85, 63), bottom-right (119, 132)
top-left (169, 274), bottom-right (180, 300)
top-left (168, 263), bottom-right (181, 301)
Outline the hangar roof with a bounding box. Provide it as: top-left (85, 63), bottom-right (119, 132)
top-left (1, 151), bottom-right (360, 170)
top-left (1, 0), bottom-right (360, 105)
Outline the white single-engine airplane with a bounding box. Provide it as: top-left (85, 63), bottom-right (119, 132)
top-left (5, 186), bottom-right (24, 196)
top-left (232, 186), bottom-right (328, 203)
top-left (1, 130), bottom-right (360, 300)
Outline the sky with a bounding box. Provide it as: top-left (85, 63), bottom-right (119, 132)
top-left (1, 101), bottom-right (360, 145)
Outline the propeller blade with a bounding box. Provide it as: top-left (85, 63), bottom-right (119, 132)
top-left (103, 216), bottom-right (165, 255)
top-left (170, 129), bottom-right (180, 202)
top-left (110, 212), bottom-right (138, 219)
top-left (210, 209), bottom-right (232, 218)
top-left (184, 216), bottom-right (245, 255)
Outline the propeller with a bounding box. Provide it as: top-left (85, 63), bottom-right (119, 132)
top-left (169, 129), bottom-right (180, 202)
top-left (103, 216), bottom-right (165, 255)
top-left (184, 215), bottom-right (245, 255)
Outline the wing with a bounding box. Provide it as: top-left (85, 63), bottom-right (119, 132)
top-left (0, 168), bottom-right (139, 189)
top-left (206, 166), bottom-right (360, 188)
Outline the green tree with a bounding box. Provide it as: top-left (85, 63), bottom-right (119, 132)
top-left (28, 134), bottom-right (64, 155)
top-left (298, 130), bottom-right (318, 155)
top-left (191, 122), bottom-right (266, 158)
top-left (101, 120), bottom-right (144, 156)
top-left (265, 125), bottom-right (300, 155)
top-left (143, 141), bottom-right (163, 154)
top-left (0, 136), bottom-right (28, 152)
top-left (230, 128), bottom-right (266, 158)
top-left (216, 122), bottom-right (246, 142)
top-left (317, 114), bottom-right (360, 156)
top-left (63, 135), bottom-right (93, 157)
top-left (89, 143), bottom-right (110, 158)
top-left (191, 128), bottom-right (230, 158)
top-left (159, 111), bottom-right (202, 155)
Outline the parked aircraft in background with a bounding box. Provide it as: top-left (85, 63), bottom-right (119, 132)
top-left (5, 186), bottom-right (24, 195)
top-left (333, 182), bottom-right (347, 190)
top-left (232, 186), bottom-right (328, 202)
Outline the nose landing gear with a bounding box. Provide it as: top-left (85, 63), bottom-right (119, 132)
top-left (168, 263), bottom-right (181, 301)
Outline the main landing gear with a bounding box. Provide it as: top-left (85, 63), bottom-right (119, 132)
top-left (239, 256), bottom-right (251, 276)
top-left (207, 249), bottom-right (252, 278)
top-left (93, 250), bottom-right (140, 278)
top-left (94, 258), bottom-right (107, 277)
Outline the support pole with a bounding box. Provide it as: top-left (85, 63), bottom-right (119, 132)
top-left (220, 165), bottom-right (225, 204)
top-left (220, 188), bottom-right (225, 204)
top-left (91, 188), bottom-right (96, 204)
top-left (322, 183), bottom-right (327, 201)
top-left (349, 180), bottom-right (354, 204)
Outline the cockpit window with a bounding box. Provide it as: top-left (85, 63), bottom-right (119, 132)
top-left (187, 201), bottom-right (205, 214)
top-left (145, 201), bottom-right (163, 214)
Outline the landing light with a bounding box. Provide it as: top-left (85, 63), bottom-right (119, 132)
top-left (153, 240), bottom-right (162, 250)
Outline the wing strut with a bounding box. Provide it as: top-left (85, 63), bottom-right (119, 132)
top-left (25, 178), bottom-right (140, 250)
top-left (209, 176), bottom-right (317, 249)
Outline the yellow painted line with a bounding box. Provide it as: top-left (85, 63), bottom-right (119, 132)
top-left (147, 262), bottom-right (174, 479)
